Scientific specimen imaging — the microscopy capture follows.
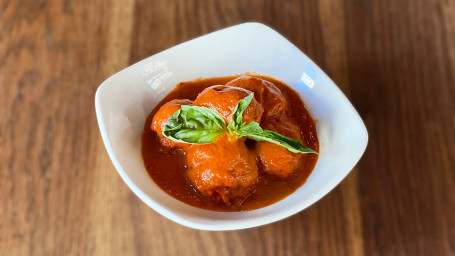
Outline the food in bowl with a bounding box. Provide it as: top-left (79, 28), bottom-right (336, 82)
top-left (142, 74), bottom-right (319, 211)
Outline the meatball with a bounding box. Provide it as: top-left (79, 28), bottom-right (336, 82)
top-left (226, 76), bottom-right (289, 117)
top-left (185, 136), bottom-right (258, 204)
top-left (192, 85), bottom-right (264, 125)
top-left (151, 99), bottom-right (193, 148)
top-left (256, 115), bottom-right (306, 178)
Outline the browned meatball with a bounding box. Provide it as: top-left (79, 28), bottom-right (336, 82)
top-left (192, 85), bottom-right (264, 125)
top-left (185, 136), bottom-right (258, 204)
top-left (151, 99), bottom-right (193, 148)
top-left (255, 112), bottom-right (306, 178)
top-left (226, 76), bottom-right (290, 117)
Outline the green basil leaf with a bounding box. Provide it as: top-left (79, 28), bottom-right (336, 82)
top-left (247, 130), bottom-right (318, 154)
top-left (163, 105), bottom-right (226, 144)
top-left (227, 93), bottom-right (254, 132)
top-left (237, 121), bottom-right (263, 136)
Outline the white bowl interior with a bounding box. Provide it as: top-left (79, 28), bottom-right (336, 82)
top-left (95, 23), bottom-right (368, 230)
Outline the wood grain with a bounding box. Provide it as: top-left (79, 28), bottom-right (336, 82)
top-left (1, 0), bottom-right (454, 255)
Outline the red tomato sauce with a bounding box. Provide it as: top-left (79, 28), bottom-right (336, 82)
top-left (141, 75), bottom-right (319, 211)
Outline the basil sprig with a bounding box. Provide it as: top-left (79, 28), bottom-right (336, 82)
top-left (162, 93), bottom-right (318, 154)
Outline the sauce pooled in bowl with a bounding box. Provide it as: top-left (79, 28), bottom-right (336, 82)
top-left (142, 75), bottom-right (318, 211)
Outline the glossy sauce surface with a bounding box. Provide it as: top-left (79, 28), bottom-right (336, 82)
top-left (142, 75), bottom-right (319, 211)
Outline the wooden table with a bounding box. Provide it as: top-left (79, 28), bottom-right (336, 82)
top-left (1, 0), bottom-right (454, 255)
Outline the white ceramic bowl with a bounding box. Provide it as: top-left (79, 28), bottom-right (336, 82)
top-left (95, 22), bottom-right (368, 230)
